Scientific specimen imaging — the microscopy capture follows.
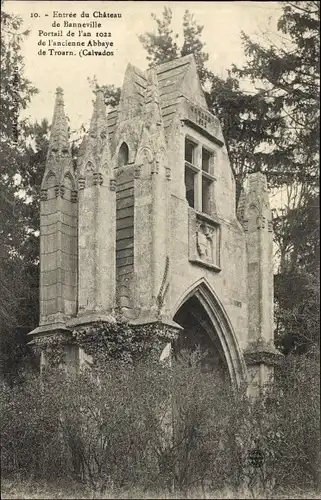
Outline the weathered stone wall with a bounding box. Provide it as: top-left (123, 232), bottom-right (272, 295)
top-left (77, 89), bottom-right (116, 318)
top-left (40, 193), bottom-right (78, 324)
top-left (116, 164), bottom-right (136, 315)
top-left (163, 103), bottom-right (249, 351)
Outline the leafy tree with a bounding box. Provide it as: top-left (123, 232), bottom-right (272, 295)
top-left (233, 1), bottom-right (319, 212)
top-left (0, 8), bottom-right (48, 384)
top-left (235, 1), bottom-right (319, 186)
top-left (273, 191), bottom-right (319, 354)
top-left (274, 270), bottom-right (319, 354)
top-left (234, 1), bottom-right (320, 352)
top-left (1, 8), bottom-right (38, 255)
top-left (0, 8), bottom-right (37, 140)
top-left (0, 120), bottom-right (49, 385)
top-left (180, 11), bottom-right (211, 85)
top-left (139, 7), bottom-right (179, 66)
top-left (206, 73), bottom-right (285, 200)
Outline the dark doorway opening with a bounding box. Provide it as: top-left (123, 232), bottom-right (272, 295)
top-left (173, 295), bottom-right (228, 382)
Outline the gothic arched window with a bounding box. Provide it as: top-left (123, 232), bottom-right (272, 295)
top-left (118, 142), bottom-right (129, 167)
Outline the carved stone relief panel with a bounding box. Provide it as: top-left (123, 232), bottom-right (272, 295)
top-left (196, 220), bottom-right (216, 262)
top-left (188, 209), bottom-right (221, 271)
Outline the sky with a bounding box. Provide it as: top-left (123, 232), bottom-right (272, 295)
top-left (4, 0), bottom-right (282, 132)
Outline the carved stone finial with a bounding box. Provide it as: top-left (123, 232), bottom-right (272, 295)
top-left (78, 87), bottom-right (112, 179)
top-left (146, 65), bottom-right (159, 105)
top-left (238, 171), bottom-right (271, 232)
top-left (144, 65), bottom-right (163, 131)
top-left (41, 89), bottom-right (76, 193)
top-left (248, 171), bottom-right (268, 192)
top-left (47, 87), bottom-right (70, 162)
top-left (89, 88), bottom-right (107, 140)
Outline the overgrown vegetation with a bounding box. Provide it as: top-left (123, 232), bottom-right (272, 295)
top-left (1, 351), bottom-right (320, 498)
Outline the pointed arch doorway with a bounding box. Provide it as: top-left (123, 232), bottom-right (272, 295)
top-left (171, 280), bottom-right (247, 386)
top-left (173, 295), bottom-right (228, 383)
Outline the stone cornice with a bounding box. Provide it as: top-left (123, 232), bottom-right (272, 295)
top-left (244, 338), bottom-right (283, 366)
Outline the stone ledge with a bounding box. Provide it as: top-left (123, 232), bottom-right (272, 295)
top-left (182, 118), bottom-right (224, 147)
top-left (193, 210), bottom-right (221, 227)
top-left (129, 318), bottom-right (182, 344)
top-left (189, 258), bottom-right (222, 272)
top-left (129, 316), bottom-right (183, 331)
top-left (244, 338), bottom-right (283, 366)
top-left (66, 312), bottom-right (117, 329)
top-left (27, 323), bottom-right (72, 342)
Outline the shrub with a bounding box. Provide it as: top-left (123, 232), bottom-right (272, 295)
top-left (1, 349), bottom-right (320, 498)
top-left (0, 371), bottom-right (71, 481)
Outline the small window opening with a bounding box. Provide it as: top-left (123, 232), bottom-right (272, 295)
top-left (118, 142), bottom-right (129, 167)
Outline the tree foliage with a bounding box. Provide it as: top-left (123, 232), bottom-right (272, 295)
top-left (0, 9), bottom-right (48, 384)
top-left (234, 1), bottom-right (319, 351)
top-left (236, 1), bottom-right (319, 184)
top-left (139, 7), bottom-right (179, 67)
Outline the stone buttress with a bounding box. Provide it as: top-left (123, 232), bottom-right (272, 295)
top-left (133, 65), bottom-right (172, 323)
top-left (28, 88), bottom-right (78, 365)
top-left (31, 88), bottom-right (78, 334)
top-left (112, 64), bottom-right (143, 320)
top-left (238, 171), bottom-right (281, 393)
top-left (69, 89), bottom-right (116, 328)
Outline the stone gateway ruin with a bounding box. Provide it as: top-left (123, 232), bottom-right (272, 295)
top-left (29, 55), bottom-right (281, 393)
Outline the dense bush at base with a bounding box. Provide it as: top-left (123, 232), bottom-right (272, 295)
top-left (1, 352), bottom-right (320, 498)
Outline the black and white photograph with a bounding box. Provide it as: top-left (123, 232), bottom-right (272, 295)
top-left (0, 1), bottom-right (320, 498)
